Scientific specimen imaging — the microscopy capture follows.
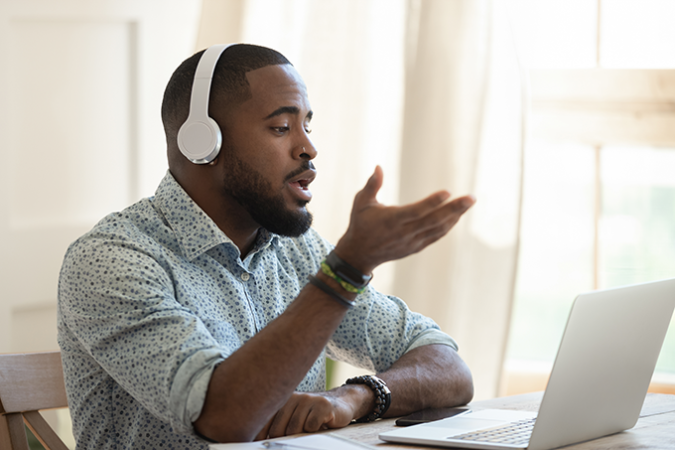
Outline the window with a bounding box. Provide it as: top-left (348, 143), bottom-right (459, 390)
top-left (504, 0), bottom-right (675, 395)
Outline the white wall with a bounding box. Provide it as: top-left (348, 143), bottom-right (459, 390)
top-left (0, 0), bottom-right (202, 356)
top-left (0, 3), bottom-right (202, 445)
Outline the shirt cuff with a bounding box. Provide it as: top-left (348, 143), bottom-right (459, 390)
top-left (404, 329), bottom-right (459, 354)
top-left (169, 349), bottom-right (225, 434)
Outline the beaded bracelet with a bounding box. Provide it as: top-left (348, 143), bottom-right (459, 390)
top-left (307, 275), bottom-right (355, 309)
top-left (344, 375), bottom-right (391, 422)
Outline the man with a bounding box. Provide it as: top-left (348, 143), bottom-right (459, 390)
top-left (58, 44), bottom-right (475, 449)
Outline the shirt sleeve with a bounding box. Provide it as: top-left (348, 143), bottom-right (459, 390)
top-left (325, 286), bottom-right (457, 372)
top-left (58, 230), bottom-right (227, 434)
top-left (299, 229), bottom-right (459, 372)
top-left (404, 328), bottom-right (458, 353)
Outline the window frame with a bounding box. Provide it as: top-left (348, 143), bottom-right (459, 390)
top-left (502, 68), bottom-right (675, 396)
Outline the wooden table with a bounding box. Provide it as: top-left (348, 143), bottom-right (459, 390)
top-left (327, 392), bottom-right (675, 449)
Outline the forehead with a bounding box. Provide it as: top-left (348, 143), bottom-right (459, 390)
top-left (239, 64), bottom-right (311, 117)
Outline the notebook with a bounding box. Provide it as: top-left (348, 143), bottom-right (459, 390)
top-left (379, 278), bottom-right (675, 450)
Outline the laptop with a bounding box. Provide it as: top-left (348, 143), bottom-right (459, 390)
top-left (380, 278), bottom-right (675, 450)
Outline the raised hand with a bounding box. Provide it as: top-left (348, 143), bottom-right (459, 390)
top-left (335, 165), bottom-right (475, 274)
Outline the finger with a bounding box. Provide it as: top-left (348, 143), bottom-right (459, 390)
top-left (457, 194), bottom-right (477, 209)
top-left (255, 417), bottom-right (274, 441)
top-left (402, 194), bottom-right (475, 232)
top-left (415, 232), bottom-right (451, 254)
top-left (395, 198), bottom-right (474, 255)
top-left (415, 217), bottom-right (462, 248)
top-left (303, 402), bottom-right (334, 433)
top-left (353, 166), bottom-right (384, 208)
top-left (394, 190), bottom-right (453, 222)
top-left (285, 401), bottom-right (314, 436)
top-left (410, 203), bottom-right (472, 249)
top-left (268, 401), bottom-right (298, 438)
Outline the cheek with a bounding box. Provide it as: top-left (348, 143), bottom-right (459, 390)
top-left (242, 136), bottom-right (281, 162)
top-left (252, 146), bottom-right (290, 172)
top-left (228, 133), bottom-right (291, 179)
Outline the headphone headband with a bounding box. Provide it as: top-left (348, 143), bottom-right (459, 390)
top-left (177, 44), bottom-right (234, 164)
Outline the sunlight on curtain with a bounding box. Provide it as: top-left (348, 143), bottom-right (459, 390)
top-left (196, 0), bottom-right (524, 400)
top-left (238, 0), bottom-right (408, 254)
top-left (394, 0), bottom-right (524, 399)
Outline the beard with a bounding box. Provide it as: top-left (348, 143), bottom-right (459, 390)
top-left (221, 151), bottom-right (313, 237)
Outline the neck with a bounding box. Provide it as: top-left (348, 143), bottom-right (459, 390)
top-left (203, 196), bottom-right (261, 259)
top-left (214, 214), bottom-right (260, 259)
top-left (170, 167), bottom-right (260, 259)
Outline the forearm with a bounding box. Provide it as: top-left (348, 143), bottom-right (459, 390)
top-left (194, 272), bottom-right (354, 442)
top-left (195, 166), bottom-right (475, 441)
top-left (253, 343), bottom-right (473, 440)
top-left (378, 344), bottom-right (474, 417)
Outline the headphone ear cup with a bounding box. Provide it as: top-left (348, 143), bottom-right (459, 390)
top-left (178, 44), bottom-right (232, 164)
top-left (177, 116), bottom-right (222, 164)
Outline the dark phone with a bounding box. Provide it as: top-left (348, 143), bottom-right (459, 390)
top-left (395, 407), bottom-right (470, 426)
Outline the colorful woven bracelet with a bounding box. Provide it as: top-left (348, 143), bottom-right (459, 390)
top-left (320, 261), bottom-right (367, 294)
top-left (326, 251), bottom-right (372, 289)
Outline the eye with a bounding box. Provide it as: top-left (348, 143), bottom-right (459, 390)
top-left (272, 126), bottom-right (289, 134)
top-left (305, 126), bottom-right (312, 134)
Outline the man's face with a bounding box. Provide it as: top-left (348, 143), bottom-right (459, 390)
top-left (214, 64), bottom-right (317, 237)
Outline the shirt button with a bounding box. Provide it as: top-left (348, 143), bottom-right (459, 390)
top-left (240, 273), bottom-right (250, 281)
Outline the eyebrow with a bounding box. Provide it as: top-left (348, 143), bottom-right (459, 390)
top-left (264, 106), bottom-right (313, 121)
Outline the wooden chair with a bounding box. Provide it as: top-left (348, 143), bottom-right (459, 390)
top-left (0, 352), bottom-right (70, 450)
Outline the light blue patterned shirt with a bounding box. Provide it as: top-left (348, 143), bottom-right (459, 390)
top-left (57, 171), bottom-right (457, 450)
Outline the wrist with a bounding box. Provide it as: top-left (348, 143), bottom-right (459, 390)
top-left (309, 273), bottom-right (356, 308)
top-left (331, 242), bottom-right (375, 277)
top-left (344, 375), bottom-right (391, 422)
top-left (315, 271), bottom-right (357, 297)
top-left (320, 251), bottom-right (373, 295)
top-left (333, 383), bottom-right (375, 422)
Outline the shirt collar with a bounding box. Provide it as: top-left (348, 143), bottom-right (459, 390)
top-left (153, 171), bottom-right (279, 261)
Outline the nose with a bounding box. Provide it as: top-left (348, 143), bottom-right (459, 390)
top-left (293, 141), bottom-right (317, 161)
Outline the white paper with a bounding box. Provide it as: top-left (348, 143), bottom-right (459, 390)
top-left (209, 433), bottom-right (376, 450)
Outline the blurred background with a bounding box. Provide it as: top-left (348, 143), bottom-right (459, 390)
top-left (1, 0), bottom-right (674, 447)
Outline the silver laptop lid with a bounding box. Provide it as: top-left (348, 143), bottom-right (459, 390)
top-left (528, 278), bottom-right (675, 450)
top-left (378, 278), bottom-right (675, 450)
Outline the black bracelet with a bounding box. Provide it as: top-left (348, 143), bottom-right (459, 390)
top-left (325, 250), bottom-right (373, 290)
top-left (344, 375), bottom-right (391, 422)
top-left (307, 275), bottom-right (355, 309)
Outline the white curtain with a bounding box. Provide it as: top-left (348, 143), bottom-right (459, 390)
top-left (196, 0), bottom-right (524, 400)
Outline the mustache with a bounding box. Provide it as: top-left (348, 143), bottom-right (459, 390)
top-left (284, 160), bottom-right (316, 182)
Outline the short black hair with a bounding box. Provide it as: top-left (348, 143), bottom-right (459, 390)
top-left (161, 44), bottom-right (292, 144)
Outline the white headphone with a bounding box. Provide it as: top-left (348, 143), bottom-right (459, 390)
top-left (177, 43), bottom-right (234, 164)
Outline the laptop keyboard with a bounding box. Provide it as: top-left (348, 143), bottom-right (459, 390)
top-left (450, 417), bottom-right (536, 447)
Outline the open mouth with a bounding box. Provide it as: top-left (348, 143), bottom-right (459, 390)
top-left (292, 178), bottom-right (311, 190)
top-left (287, 170), bottom-right (316, 201)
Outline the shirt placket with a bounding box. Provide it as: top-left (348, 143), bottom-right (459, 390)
top-left (238, 270), bottom-right (261, 334)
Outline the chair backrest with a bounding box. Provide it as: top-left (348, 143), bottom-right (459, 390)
top-left (0, 352), bottom-right (69, 450)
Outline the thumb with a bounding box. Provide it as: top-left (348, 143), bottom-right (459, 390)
top-left (356, 165), bottom-right (383, 206)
